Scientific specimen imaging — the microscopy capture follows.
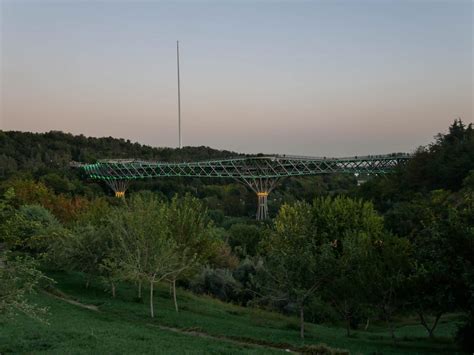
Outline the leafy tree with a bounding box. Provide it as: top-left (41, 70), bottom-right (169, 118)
top-left (358, 120), bottom-right (474, 340)
top-left (309, 197), bottom-right (413, 338)
top-left (165, 194), bottom-right (218, 312)
top-left (16, 204), bottom-right (63, 253)
top-left (261, 196), bottom-right (389, 338)
top-left (109, 194), bottom-right (182, 317)
top-left (358, 119), bottom-right (474, 211)
top-left (426, 119), bottom-right (474, 191)
top-left (0, 189), bottom-right (67, 258)
top-left (0, 188), bottom-right (24, 248)
top-left (455, 176), bottom-right (474, 351)
top-left (0, 189), bottom-right (51, 322)
top-left (323, 232), bottom-right (373, 336)
top-left (61, 224), bottom-right (112, 289)
top-left (390, 190), bottom-right (471, 338)
top-left (40, 173), bottom-right (75, 194)
top-left (0, 252), bottom-right (50, 321)
top-left (367, 234), bottom-right (411, 340)
top-left (260, 201), bottom-right (335, 339)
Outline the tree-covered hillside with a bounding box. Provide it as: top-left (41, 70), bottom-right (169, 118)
top-left (0, 130), bottom-right (240, 178)
top-left (0, 130), bottom-right (356, 217)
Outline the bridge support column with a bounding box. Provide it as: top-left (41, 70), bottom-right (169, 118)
top-left (106, 179), bottom-right (130, 198)
top-left (256, 192), bottom-right (269, 221)
top-left (239, 177), bottom-right (280, 221)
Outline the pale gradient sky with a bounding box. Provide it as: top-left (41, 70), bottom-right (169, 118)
top-left (0, 0), bottom-right (472, 156)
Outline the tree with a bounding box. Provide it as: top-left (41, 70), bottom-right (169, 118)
top-left (109, 194), bottom-right (182, 317)
top-left (456, 174), bottom-right (474, 351)
top-left (261, 196), bottom-right (390, 339)
top-left (16, 204), bottom-right (64, 254)
top-left (0, 189), bottom-right (51, 321)
top-left (324, 232), bottom-right (373, 336)
top-left (358, 119), bottom-right (474, 211)
top-left (165, 195), bottom-right (218, 312)
top-left (260, 201), bottom-right (335, 339)
top-left (39, 173), bottom-right (75, 195)
top-left (0, 188), bottom-right (68, 260)
top-left (62, 224), bottom-right (112, 289)
top-left (390, 190), bottom-right (470, 338)
top-left (0, 252), bottom-right (50, 321)
top-left (367, 234), bottom-right (411, 340)
top-left (0, 188), bottom-right (24, 248)
top-left (308, 196), bottom-right (412, 339)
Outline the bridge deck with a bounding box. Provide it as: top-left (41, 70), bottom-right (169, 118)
top-left (80, 154), bottom-right (411, 180)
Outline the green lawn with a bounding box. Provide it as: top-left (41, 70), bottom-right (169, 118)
top-left (0, 271), bottom-right (463, 354)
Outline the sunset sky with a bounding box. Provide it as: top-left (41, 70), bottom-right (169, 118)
top-left (1, 0), bottom-right (472, 156)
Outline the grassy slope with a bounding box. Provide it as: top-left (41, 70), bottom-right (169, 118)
top-left (0, 272), bottom-right (463, 354)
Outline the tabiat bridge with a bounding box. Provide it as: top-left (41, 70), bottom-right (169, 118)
top-left (77, 153), bottom-right (411, 220)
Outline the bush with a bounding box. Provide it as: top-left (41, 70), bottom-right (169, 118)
top-left (232, 257), bottom-right (263, 305)
top-left (221, 216), bottom-right (251, 230)
top-left (228, 223), bottom-right (262, 257)
top-left (305, 297), bottom-right (339, 324)
top-left (208, 209), bottom-right (224, 225)
top-left (190, 267), bottom-right (242, 303)
top-left (190, 267), bottom-right (242, 302)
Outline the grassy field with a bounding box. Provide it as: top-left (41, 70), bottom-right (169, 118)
top-left (0, 271), bottom-right (463, 354)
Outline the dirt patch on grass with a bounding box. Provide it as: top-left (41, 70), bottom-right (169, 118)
top-left (150, 323), bottom-right (294, 353)
top-left (149, 323), bottom-right (348, 354)
top-left (43, 290), bottom-right (100, 312)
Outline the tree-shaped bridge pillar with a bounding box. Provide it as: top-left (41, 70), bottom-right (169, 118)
top-left (105, 179), bottom-right (130, 198)
top-left (256, 192), bottom-right (269, 221)
top-left (240, 178), bottom-right (280, 221)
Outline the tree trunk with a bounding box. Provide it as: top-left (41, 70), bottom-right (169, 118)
top-left (111, 281), bottom-right (116, 298)
top-left (172, 279), bottom-right (179, 313)
top-left (382, 306), bottom-right (396, 342)
top-left (429, 313), bottom-right (442, 338)
top-left (346, 316), bottom-right (351, 337)
top-left (386, 317), bottom-right (396, 342)
top-left (138, 280), bottom-right (142, 299)
top-left (150, 280), bottom-right (155, 318)
top-left (300, 306), bottom-right (305, 339)
top-left (418, 311), bottom-right (428, 334)
top-left (418, 311), bottom-right (442, 338)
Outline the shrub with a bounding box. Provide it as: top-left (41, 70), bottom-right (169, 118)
top-left (190, 267), bottom-right (242, 303)
top-left (228, 223), bottom-right (262, 257)
top-left (305, 297), bottom-right (339, 324)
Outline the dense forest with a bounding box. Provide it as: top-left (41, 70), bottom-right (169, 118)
top-left (1, 119), bottom-right (473, 352)
top-left (0, 129), bottom-right (357, 218)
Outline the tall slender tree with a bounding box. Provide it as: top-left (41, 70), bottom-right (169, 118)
top-left (260, 201), bottom-right (335, 339)
top-left (165, 195), bottom-right (218, 312)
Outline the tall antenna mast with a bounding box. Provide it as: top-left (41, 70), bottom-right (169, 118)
top-left (176, 40), bottom-right (182, 149)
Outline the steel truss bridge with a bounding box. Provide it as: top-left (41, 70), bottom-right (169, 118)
top-left (79, 154), bottom-right (411, 220)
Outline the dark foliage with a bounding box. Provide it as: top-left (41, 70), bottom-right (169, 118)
top-left (358, 119), bottom-right (474, 210)
top-left (358, 119), bottom-right (474, 339)
top-left (0, 130), bottom-right (351, 218)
